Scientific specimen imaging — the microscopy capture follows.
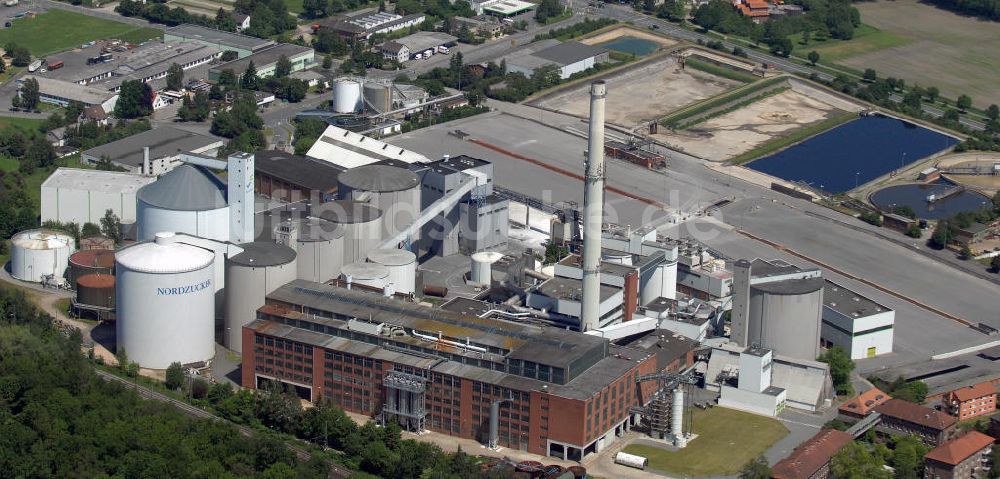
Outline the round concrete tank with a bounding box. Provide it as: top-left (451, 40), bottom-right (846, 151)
top-left (602, 251), bottom-right (632, 266)
top-left (337, 165), bottom-right (420, 240)
top-left (116, 232), bottom-right (215, 369)
top-left (224, 242), bottom-right (297, 353)
top-left (76, 273), bottom-right (115, 309)
top-left (135, 165), bottom-right (230, 242)
top-left (470, 251), bottom-right (502, 285)
top-left (367, 248), bottom-right (416, 294)
top-left (363, 81), bottom-right (391, 113)
top-left (317, 200), bottom-right (382, 264)
top-left (69, 249), bottom-right (115, 286)
top-left (333, 78), bottom-right (363, 113)
top-left (341, 261), bottom-right (389, 289)
top-left (10, 229), bottom-right (76, 282)
top-left (748, 278), bottom-right (824, 359)
top-left (293, 217), bottom-right (345, 283)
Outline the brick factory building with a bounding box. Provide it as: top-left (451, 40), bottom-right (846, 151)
top-left (242, 280), bottom-right (672, 460)
top-left (923, 431), bottom-right (995, 479)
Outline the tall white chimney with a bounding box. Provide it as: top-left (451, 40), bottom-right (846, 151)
top-left (581, 81), bottom-right (606, 332)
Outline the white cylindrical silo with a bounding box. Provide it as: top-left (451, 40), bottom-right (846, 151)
top-left (317, 200), bottom-right (383, 265)
top-left (10, 229), bottom-right (76, 282)
top-left (603, 251), bottom-right (632, 266)
top-left (333, 78), bottom-right (362, 113)
top-left (640, 263), bottom-right (664, 305)
top-left (115, 232), bottom-right (215, 369)
top-left (135, 165), bottom-right (230, 242)
top-left (341, 261), bottom-right (389, 289)
top-left (293, 217), bottom-right (345, 283)
top-left (367, 248), bottom-right (416, 294)
top-left (337, 165), bottom-right (420, 241)
top-left (224, 242), bottom-right (297, 353)
top-left (672, 387), bottom-right (686, 447)
top-left (470, 251), bottom-right (502, 286)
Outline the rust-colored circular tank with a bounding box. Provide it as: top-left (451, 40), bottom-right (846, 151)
top-left (76, 273), bottom-right (116, 308)
top-left (69, 249), bottom-right (115, 285)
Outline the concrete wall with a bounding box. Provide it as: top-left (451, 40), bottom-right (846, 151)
top-left (41, 186), bottom-right (141, 226)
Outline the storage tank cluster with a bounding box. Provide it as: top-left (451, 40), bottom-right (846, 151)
top-left (367, 248), bottom-right (416, 294)
top-left (115, 232), bottom-right (216, 369)
top-left (135, 164), bottom-right (230, 242)
top-left (341, 261), bottom-right (390, 290)
top-left (316, 200), bottom-right (383, 264)
top-left (281, 216), bottom-right (345, 283)
top-left (337, 164), bottom-right (420, 241)
top-left (68, 249), bottom-right (115, 285)
top-left (224, 242), bottom-right (297, 352)
top-left (10, 229), bottom-right (76, 282)
top-left (76, 274), bottom-right (115, 309)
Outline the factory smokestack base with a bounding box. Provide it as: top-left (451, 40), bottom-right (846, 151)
top-left (581, 80), bottom-right (606, 332)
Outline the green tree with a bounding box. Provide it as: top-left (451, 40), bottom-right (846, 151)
top-left (275, 55), bottom-right (292, 78)
top-left (926, 86), bottom-right (940, 103)
top-left (890, 435), bottom-right (927, 479)
top-left (930, 220), bottom-right (953, 248)
top-left (82, 222), bottom-right (102, 237)
top-left (891, 379), bottom-right (929, 403)
top-left (218, 69), bottom-right (238, 88)
top-left (959, 245), bottom-right (973, 260)
top-left (166, 62), bottom-right (185, 91)
top-left (956, 94), bottom-right (972, 111)
top-left (114, 80), bottom-right (153, 119)
top-left (863, 68), bottom-right (877, 82)
top-left (807, 50), bottom-right (819, 66)
top-left (10, 45), bottom-right (31, 67)
top-left (991, 255), bottom-right (1000, 273)
top-left (242, 61), bottom-right (259, 90)
top-left (738, 456), bottom-right (770, 479)
top-left (905, 225), bottom-right (922, 238)
top-left (19, 77), bottom-right (40, 110)
top-left (543, 242), bottom-right (569, 264)
top-left (986, 104), bottom-right (999, 121)
top-left (832, 442), bottom-right (892, 479)
top-left (100, 209), bottom-right (122, 244)
top-left (818, 347), bottom-right (855, 396)
top-left (165, 361), bottom-right (185, 390)
top-left (322, 54), bottom-right (333, 69)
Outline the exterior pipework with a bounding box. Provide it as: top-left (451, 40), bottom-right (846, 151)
top-left (581, 81), bottom-right (607, 332)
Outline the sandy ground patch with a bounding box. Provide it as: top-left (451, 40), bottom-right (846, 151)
top-left (533, 56), bottom-right (740, 128)
top-left (660, 89), bottom-right (839, 161)
top-left (580, 26), bottom-right (677, 47)
top-left (847, 0), bottom-right (1000, 106)
top-left (937, 152), bottom-right (1000, 194)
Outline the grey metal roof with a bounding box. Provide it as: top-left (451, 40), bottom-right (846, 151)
top-left (536, 276), bottom-right (620, 302)
top-left (81, 126), bottom-right (221, 168)
top-left (313, 200), bottom-right (382, 224)
top-left (229, 241), bottom-right (296, 267)
top-left (136, 164), bottom-right (227, 211)
top-left (337, 164), bottom-right (419, 192)
top-left (208, 43), bottom-right (313, 75)
top-left (254, 150), bottom-right (341, 193)
top-left (165, 24), bottom-right (275, 52)
top-left (823, 280), bottom-right (890, 318)
top-left (751, 277), bottom-right (825, 295)
top-left (24, 76), bottom-right (113, 106)
top-left (532, 41), bottom-right (608, 66)
top-left (394, 31), bottom-right (457, 54)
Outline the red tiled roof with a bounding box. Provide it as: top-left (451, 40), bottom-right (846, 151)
top-left (771, 429), bottom-right (854, 479)
top-left (875, 398), bottom-right (958, 431)
top-left (737, 4), bottom-right (750, 14)
top-left (947, 382), bottom-right (997, 403)
top-left (839, 387), bottom-right (891, 416)
top-left (924, 431), bottom-right (995, 466)
top-left (747, 0), bottom-right (768, 8)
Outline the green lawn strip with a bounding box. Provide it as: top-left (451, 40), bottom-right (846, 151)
top-left (799, 24), bottom-right (910, 64)
top-left (661, 76), bottom-right (787, 127)
top-left (684, 58), bottom-right (758, 83)
top-left (0, 10), bottom-right (162, 57)
top-left (0, 116), bottom-right (45, 133)
top-left (622, 407), bottom-right (788, 476)
top-left (677, 86), bottom-right (790, 129)
top-left (729, 111), bottom-right (857, 165)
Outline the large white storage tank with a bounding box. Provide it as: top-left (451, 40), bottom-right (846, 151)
top-left (317, 200), bottom-right (383, 264)
top-left (292, 217), bottom-right (345, 283)
top-left (224, 242), bottom-right (297, 353)
top-left (337, 164), bottom-right (421, 240)
top-left (10, 229), bottom-right (76, 282)
top-left (341, 261), bottom-right (389, 290)
top-left (116, 232), bottom-right (215, 369)
top-left (333, 78), bottom-right (363, 113)
top-left (470, 251), bottom-right (502, 285)
top-left (135, 165), bottom-right (230, 242)
top-left (367, 248), bottom-right (416, 294)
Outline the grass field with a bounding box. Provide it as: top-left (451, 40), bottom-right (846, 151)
top-left (800, 23), bottom-right (910, 64)
top-left (0, 116), bottom-right (44, 134)
top-left (0, 10), bottom-right (162, 57)
top-left (684, 58), bottom-right (759, 83)
top-left (622, 407), bottom-right (788, 476)
top-left (284, 0), bottom-right (304, 14)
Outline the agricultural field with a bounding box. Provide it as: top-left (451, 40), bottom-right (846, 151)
top-left (0, 10), bottom-right (162, 57)
top-left (835, 0), bottom-right (1000, 107)
top-left (168, 0), bottom-right (234, 18)
top-left (531, 55), bottom-right (741, 129)
top-left (622, 407), bottom-right (788, 476)
top-left (800, 23), bottom-right (910, 64)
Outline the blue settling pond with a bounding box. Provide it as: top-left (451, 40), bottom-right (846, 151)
top-left (746, 115), bottom-right (959, 193)
top-left (596, 36), bottom-right (660, 56)
top-left (870, 182), bottom-right (991, 220)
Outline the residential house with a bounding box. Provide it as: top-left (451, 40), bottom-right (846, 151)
top-left (838, 387), bottom-right (891, 421)
top-left (875, 398), bottom-right (958, 446)
top-left (771, 428), bottom-right (854, 479)
top-left (235, 13), bottom-right (251, 32)
top-left (923, 431), bottom-right (995, 479)
top-left (943, 382), bottom-right (998, 420)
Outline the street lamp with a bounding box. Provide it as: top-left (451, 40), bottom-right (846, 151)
top-left (855, 172), bottom-right (860, 189)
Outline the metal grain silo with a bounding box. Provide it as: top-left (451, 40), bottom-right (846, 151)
top-left (367, 248), bottom-right (416, 294)
top-left (224, 242), bottom-right (297, 353)
top-left (10, 229), bottom-right (76, 282)
top-left (76, 273), bottom-right (115, 309)
top-left (341, 261), bottom-right (389, 290)
top-left (747, 278), bottom-right (824, 360)
top-left (363, 81), bottom-right (392, 113)
top-left (135, 165), bottom-right (230, 242)
top-left (317, 200), bottom-right (382, 264)
top-left (115, 232), bottom-right (215, 369)
top-left (292, 217), bottom-right (345, 283)
top-left (333, 78), bottom-right (363, 113)
top-left (69, 249), bottom-right (115, 286)
top-left (337, 165), bottom-right (421, 241)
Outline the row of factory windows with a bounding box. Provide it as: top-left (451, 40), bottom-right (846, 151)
top-left (257, 347), bottom-right (310, 366)
top-left (254, 353), bottom-right (313, 374)
top-left (254, 364), bottom-right (312, 385)
top-left (255, 335), bottom-right (314, 358)
top-left (506, 358), bottom-right (566, 384)
top-left (323, 381), bottom-right (375, 398)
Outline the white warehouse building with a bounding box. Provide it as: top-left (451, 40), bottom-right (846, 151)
top-left (41, 168), bottom-right (156, 226)
top-left (820, 281), bottom-right (894, 359)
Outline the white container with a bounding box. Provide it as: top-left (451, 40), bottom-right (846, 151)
top-left (367, 248), bottom-right (416, 294)
top-left (10, 229), bottom-right (76, 282)
top-left (470, 251), bottom-right (502, 285)
top-left (333, 78), bottom-right (362, 114)
top-left (614, 452), bottom-right (648, 470)
top-left (341, 261), bottom-right (389, 289)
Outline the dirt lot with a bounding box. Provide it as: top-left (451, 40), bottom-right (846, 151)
top-left (660, 88), bottom-right (841, 161)
top-left (938, 152), bottom-right (1000, 195)
top-left (531, 55), bottom-right (741, 128)
top-left (579, 26), bottom-right (677, 47)
top-left (844, 0), bottom-right (1000, 107)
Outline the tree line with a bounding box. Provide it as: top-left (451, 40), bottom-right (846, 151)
top-left (117, 0), bottom-right (296, 39)
top-left (924, 0), bottom-right (1000, 21)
